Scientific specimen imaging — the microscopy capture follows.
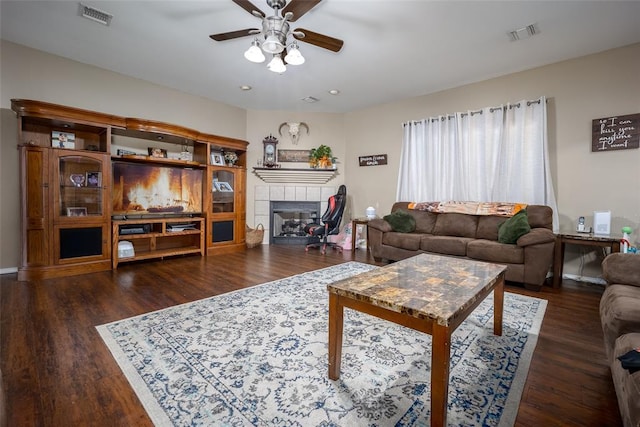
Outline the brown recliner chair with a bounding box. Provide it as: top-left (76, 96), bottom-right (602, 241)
top-left (600, 252), bottom-right (640, 427)
top-left (304, 185), bottom-right (346, 254)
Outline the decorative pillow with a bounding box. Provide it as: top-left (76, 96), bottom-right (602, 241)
top-left (498, 209), bottom-right (531, 244)
top-left (383, 209), bottom-right (416, 233)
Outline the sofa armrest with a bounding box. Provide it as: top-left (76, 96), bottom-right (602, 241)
top-left (602, 253), bottom-right (640, 287)
top-left (368, 218), bottom-right (393, 233)
top-left (516, 228), bottom-right (555, 247)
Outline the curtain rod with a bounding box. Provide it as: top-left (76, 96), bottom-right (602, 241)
top-left (404, 97), bottom-right (545, 125)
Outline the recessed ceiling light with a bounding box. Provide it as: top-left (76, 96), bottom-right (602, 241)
top-left (239, 85), bottom-right (252, 91)
top-left (328, 89), bottom-right (340, 95)
top-left (301, 96), bottom-right (319, 103)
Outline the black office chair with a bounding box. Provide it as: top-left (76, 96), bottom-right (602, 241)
top-left (304, 185), bottom-right (347, 254)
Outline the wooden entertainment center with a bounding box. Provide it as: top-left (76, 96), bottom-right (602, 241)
top-left (12, 99), bottom-right (249, 281)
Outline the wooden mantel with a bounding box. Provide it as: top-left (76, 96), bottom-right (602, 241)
top-left (252, 167), bottom-right (338, 184)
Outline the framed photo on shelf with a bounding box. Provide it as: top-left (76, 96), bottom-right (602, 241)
top-left (51, 131), bottom-right (75, 149)
top-left (148, 147), bottom-right (168, 158)
top-left (214, 181), bottom-right (234, 192)
top-left (66, 207), bottom-right (87, 217)
top-left (210, 150), bottom-right (225, 166)
top-left (85, 171), bottom-right (102, 188)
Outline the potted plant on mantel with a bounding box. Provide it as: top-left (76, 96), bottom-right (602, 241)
top-left (309, 145), bottom-right (336, 169)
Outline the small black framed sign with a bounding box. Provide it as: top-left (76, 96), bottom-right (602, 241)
top-left (358, 154), bottom-right (388, 167)
top-left (592, 113), bottom-right (640, 152)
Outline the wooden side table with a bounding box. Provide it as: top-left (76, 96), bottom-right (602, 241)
top-left (553, 231), bottom-right (621, 288)
top-left (351, 218), bottom-right (370, 251)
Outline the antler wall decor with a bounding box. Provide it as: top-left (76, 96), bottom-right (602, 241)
top-left (278, 122), bottom-right (309, 145)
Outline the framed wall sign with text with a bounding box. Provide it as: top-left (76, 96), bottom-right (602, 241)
top-left (592, 113), bottom-right (639, 152)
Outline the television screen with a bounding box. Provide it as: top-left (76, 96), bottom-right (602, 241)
top-left (112, 162), bottom-right (203, 216)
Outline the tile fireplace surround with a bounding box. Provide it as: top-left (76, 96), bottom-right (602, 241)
top-left (253, 185), bottom-right (338, 245)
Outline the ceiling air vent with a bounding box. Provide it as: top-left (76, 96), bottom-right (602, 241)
top-left (78, 3), bottom-right (113, 26)
top-left (301, 96), bottom-right (319, 103)
top-left (507, 23), bottom-right (539, 42)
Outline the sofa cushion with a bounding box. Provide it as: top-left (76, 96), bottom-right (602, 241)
top-left (600, 284), bottom-right (640, 361)
top-left (498, 210), bottom-right (531, 244)
top-left (411, 211), bottom-right (438, 234)
top-left (433, 213), bottom-right (478, 238)
top-left (611, 333), bottom-right (640, 427)
top-left (420, 235), bottom-right (472, 256)
top-left (467, 239), bottom-right (524, 264)
top-left (383, 209), bottom-right (416, 233)
top-left (603, 253), bottom-right (640, 288)
top-left (476, 216), bottom-right (504, 241)
top-left (526, 205), bottom-right (553, 229)
top-left (383, 232), bottom-right (422, 251)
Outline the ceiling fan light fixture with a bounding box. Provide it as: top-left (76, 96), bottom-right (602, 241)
top-left (267, 55), bottom-right (287, 73)
top-left (244, 39), bottom-right (266, 63)
top-left (284, 42), bottom-right (305, 65)
top-left (262, 33), bottom-right (285, 54)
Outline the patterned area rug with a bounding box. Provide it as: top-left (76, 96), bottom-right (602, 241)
top-left (97, 262), bottom-right (546, 426)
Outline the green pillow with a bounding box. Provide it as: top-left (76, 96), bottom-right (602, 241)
top-left (383, 209), bottom-right (416, 233)
top-left (498, 209), bottom-right (531, 244)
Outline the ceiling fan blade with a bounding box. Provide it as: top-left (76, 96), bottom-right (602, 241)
top-left (210, 28), bottom-right (259, 41)
top-left (232, 0), bottom-right (265, 18)
top-left (282, 0), bottom-right (322, 22)
top-left (293, 28), bottom-right (343, 52)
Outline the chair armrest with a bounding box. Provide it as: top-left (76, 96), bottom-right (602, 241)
top-left (368, 218), bottom-right (393, 233)
top-left (602, 253), bottom-right (640, 287)
top-left (516, 228), bottom-right (555, 247)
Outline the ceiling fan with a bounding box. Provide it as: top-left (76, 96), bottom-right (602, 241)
top-left (210, 0), bottom-right (344, 71)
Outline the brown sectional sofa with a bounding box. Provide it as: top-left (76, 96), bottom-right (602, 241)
top-left (600, 253), bottom-right (640, 427)
top-left (368, 202), bottom-right (556, 290)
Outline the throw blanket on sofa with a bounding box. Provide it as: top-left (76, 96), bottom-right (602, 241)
top-left (408, 201), bottom-right (527, 217)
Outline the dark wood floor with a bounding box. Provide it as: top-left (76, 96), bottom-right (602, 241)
top-left (0, 246), bottom-right (621, 426)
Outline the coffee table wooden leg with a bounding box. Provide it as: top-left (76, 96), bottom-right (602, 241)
top-left (328, 293), bottom-right (344, 380)
top-left (431, 323), bottom-right (451, 427)
top-left (494, 275), bottom-right (504, 336)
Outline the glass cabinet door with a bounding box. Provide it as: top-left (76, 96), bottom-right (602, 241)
top-left (212, 169), bottom-right (235, 213)
top-left (57, 154), bottom-right (105, 218)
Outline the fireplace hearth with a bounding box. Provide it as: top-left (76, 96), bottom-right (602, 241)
top-left (270, 201), bottom-right (320, 245)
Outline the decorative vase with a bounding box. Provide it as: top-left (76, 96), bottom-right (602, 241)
top-left (224, 152), bottom-right (238, 167)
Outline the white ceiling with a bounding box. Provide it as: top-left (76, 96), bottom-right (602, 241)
top-left (2, 1), bottom-right (640, 113)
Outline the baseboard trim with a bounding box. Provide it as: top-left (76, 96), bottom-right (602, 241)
top-left (0, 267), bottom-right (18, 275)
top-left (563, 273), bottom-right (606, 285)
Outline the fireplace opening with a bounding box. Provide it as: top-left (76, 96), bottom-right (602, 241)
top-left (270, 201), bottom-right (320, 245)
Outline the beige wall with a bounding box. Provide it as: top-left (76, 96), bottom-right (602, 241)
top-left (2, 39), bottom-right (639, 281)
top-left (244, 110), bottom-right (346, 224)
top-left (0, 41), bottom-right (247, 270)
top-left (344, 43), bottom-right (640, 280)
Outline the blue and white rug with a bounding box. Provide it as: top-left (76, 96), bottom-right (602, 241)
top-left (97, 262), bottom-right (546, 426)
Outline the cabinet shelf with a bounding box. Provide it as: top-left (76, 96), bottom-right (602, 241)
top-left (112, 217), bottom-right (205, 268)
top-left (112, 154), bottom-right (204, 167)
top-left (118, 246), bottom-right (202, 261)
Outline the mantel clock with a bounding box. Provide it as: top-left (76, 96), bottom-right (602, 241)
top-left (263, 135), bottom-right (278, 167)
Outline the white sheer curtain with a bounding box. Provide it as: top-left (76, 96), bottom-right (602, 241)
top-left (397, 96), bottom-right (558, 231)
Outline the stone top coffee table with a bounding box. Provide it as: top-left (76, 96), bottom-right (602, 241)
top-left (327, 253), bottom-right (507, 427)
